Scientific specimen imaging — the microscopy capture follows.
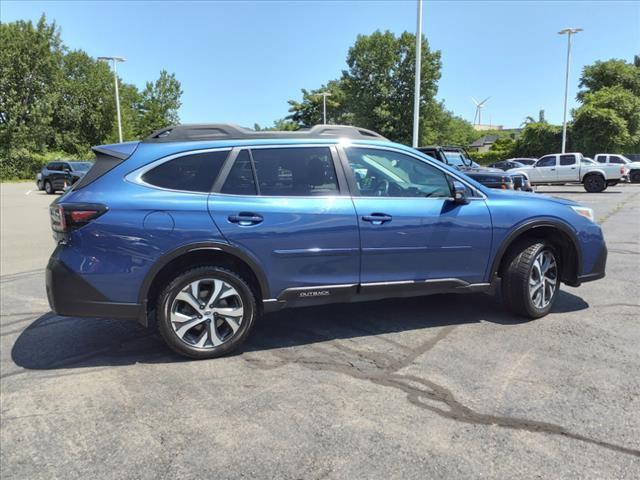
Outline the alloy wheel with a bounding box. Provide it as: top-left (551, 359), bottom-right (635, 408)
top-left (170, 278), bottom-right (244, 349)
top-left (529, 250), bottom-right (558, 309)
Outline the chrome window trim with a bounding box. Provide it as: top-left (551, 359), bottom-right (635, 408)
top-left (125, 147), bottom-right (233, 195)
top-left (341, 143), bottom-right (488, 200)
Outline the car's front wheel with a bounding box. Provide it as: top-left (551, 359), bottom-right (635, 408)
top-left (631, 170), bottom-right (640, 183)
top-left (156, 266), bottom-right (257, 359)
top-left (502, 241), bottom-right (559, 319)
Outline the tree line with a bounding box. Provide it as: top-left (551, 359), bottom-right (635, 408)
top-left (2, 16), bottom-right (638, 180)
top-left (0, 15), bottom-right (182, 179)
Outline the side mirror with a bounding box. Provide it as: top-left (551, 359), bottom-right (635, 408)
top-left (451, 180), bottom-right (468, 204)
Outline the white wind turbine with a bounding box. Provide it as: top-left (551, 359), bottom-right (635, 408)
top-left (472, 96), bottom-right (491, 125)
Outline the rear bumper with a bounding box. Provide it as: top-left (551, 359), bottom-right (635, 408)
top-left (46, 250), bottom-right (142, 321)
top-left (576, 243), bottom-right (607, 283)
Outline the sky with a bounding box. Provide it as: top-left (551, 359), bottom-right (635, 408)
top-left (2, 0), bottom-right (639, 130)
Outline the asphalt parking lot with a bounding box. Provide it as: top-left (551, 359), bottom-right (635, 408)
top-left (1, 181), bottom-right (639, 479)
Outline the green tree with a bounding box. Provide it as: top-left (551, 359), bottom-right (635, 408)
top-left (513, 122), bottom-right (563, 157)
top-left (577, 59), bottom-right (640, 101)
top-left (135, 70), bottom-right (183, 137)
top-left (341, 30), bottom-right (442, 144)
top-left (51, 50), bottom-right (115, 153)
top-left (0, 15), bottom-right (63, 154)
top-left (572, 105), bottom-right (630, 156)
top-left (287, 80), bottom-right (351, 126)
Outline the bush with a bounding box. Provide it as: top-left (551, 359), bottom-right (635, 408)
top-left (0, 149), bottom-right (88, 181)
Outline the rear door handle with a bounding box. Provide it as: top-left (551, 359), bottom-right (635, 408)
top-left (228, 212), bottom-right (263, 226)
top-left (362, 213), bottom-right (392, 225)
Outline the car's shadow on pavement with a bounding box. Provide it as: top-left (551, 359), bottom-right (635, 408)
top-left (11, 291), bottom-right (588, 371)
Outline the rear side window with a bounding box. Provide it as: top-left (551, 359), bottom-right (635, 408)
top-left (559, 155), bottom-right (576, 166)
top-left (609, 155), bottom-right (624, 164)
top-left (47, 162), bottom-right (61, 171)
top-left (142, 150), bottom-right (229, 192)
top-left (252, 147), bottom-right (338, 196)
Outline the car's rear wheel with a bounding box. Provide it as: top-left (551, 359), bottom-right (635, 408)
top-left (583, 174), bottom-right (605, 193)
top-left (502, 241), bottom-right (559, 319)
top-left (156, 266), bottom-right (257, 359)
top-left (44, 180), bottom-right (55, 194)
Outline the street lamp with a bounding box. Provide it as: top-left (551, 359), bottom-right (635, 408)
top-left (98, 56), bottom-right (126, 143)
top-left (412, 0), bottom-right (423, 148)
top-left (558, 28), bottom-right (582, 153)
top-left (318, 92), bottom-right (332, 124)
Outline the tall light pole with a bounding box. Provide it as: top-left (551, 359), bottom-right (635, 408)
top-left (98, 56), bottom-right (126, 143)
top-left (412, 0), bottom-right (423, 148)
top-left (558, 28), bottom-right (582, 153)
top-left (318, 92), bottom-right (332, 124)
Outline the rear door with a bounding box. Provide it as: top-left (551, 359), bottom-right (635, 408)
top-left (533, 155), bottom-right (558, 182)
top-left (557, 154), bottom-right (579, 182)
top-left (340, 145), bottom-right (492, 286)
top-left (208, 145), bottom-right (360, 300)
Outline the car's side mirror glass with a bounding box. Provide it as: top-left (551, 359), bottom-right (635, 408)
top-left (451, 180), bottom-right (468, 204)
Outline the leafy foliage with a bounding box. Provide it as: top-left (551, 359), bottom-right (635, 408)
top-left (286, 30), bottom-right (472, 146)
top-left (0, 15), bottom-right (183, 179)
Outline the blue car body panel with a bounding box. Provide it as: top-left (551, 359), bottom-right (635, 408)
top-left (48, 137), bottom-right (607, 320)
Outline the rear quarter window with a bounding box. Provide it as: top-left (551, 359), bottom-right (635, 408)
top-left (142, 150), bottom-right (229, 192)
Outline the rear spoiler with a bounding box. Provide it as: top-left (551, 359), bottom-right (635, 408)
top-left (92, 141), bottom-right (140, 159)
top-left (73, 141), bottom-right (140, 190)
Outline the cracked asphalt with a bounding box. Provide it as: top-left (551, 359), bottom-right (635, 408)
top-left (1, 181), bottom-right (639, 479)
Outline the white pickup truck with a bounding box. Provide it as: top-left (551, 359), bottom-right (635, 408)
top-left (510, 153), bottom-right (625, 192)
top-left (594, 153), bottom-right (640, 183)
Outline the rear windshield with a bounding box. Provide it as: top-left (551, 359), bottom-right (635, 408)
top-left (70, 162), bottom-right (93, 171)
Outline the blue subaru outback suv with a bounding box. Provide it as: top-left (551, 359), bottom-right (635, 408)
top-left (47, 124), bottom-right (607, 358)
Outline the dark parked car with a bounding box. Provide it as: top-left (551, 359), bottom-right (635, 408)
top-left (36, 161), bottom-right (93, 194)
top-left (505, 158), bottom-right (537, 167)
top-left (417, 146), bottom-right (532, 191)
top-left (488, 160), bottom-right (526, 171)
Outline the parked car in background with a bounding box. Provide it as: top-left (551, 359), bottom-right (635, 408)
top-left (36, 161), bottom-right (93, 194)
top-left (488, 160), bottom-right (526, 171)
top-left (505, 158), bottom-right (537, 167)
top-left (418, 146), bottom-right (532, 191)
top-left (510, 153), bottom-right (625, 192)
top-left (594, 154), bottom-right (640, 183)
top-left (46, 123), bottom-right (607, 359)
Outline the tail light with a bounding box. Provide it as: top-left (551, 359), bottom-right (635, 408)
top-left (620, 166), bottom-right (625, 175)
top-left (50, 203), bottom-right (107, 233)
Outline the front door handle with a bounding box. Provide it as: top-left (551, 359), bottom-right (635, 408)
top-left (362, 213), bottom-right (392, 225)
top-left (228, 212), bottom-right (263, 226)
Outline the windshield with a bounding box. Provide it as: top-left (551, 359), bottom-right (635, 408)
top-left (70, 162), bottom-right (93, 171)
top-left (443, 151), bottom-right (472, 168)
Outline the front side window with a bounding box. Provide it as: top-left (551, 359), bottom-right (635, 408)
top-left (443, 150), bottom-right (471, 168)
top-left (142, 150), bottom-right (229, 192)
top-left (345, 147), bottom-right (451, 198)
top-left (596, 155), bottom-right (607, 163)
top-left (536, 156), bottom-right (556, 167)
top-left (251, 147), bottom-right (339, 196)
top-left (559, 155), bottom-right (576, 166)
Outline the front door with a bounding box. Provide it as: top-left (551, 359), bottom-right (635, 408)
top-left (208, 146), bottom-right (360, 300)
top-left (340, 146), bottom-right (492, 286)
top-left (533, 155), bottom-right (558, 182)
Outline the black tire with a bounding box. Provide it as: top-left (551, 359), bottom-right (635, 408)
top-left (156, 266), bottom-right (258, 359)
top-left (583, 174), bottom-right (606, 193)
top-left (631, 171), bottom-right (640, 183)
top-left (44, 180), bottom-right (55, 194)
top-left (502, 241), bottom-right (559, 319)
top-left (36, 180), bottom-right (43, 191)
